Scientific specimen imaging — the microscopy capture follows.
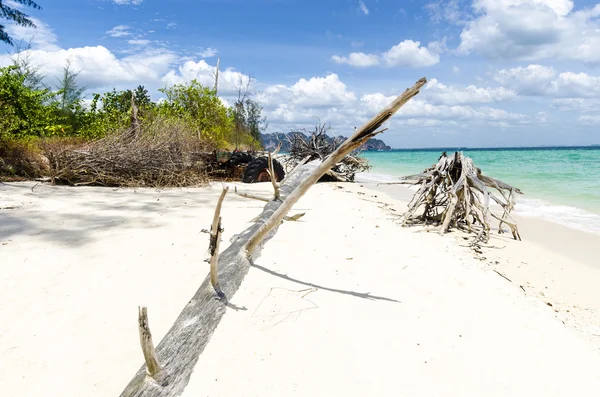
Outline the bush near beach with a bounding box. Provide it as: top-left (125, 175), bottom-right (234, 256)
top-left (0, 58), bottom-right (264, 186)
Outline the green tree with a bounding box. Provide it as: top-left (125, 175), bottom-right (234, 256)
top-left (53, 60), bottom-right (86, 134)
top-left (244, 98), bottom-right (267, 142)
top-left (0, 64), bottom-right (61, 139)
top-left (158, 79), bottom-right (233, 148)
top-left (231, 75), bottom-right (266, 148)
top-left (0, 0), bottom-right (42, 46)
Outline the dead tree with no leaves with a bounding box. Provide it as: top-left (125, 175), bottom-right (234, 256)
top-left (392, 151), bottom-right (523, 242)
top-left (119, 77), bottom-right (427, 397)
top-left (287, 121), bottom-right (371, 182)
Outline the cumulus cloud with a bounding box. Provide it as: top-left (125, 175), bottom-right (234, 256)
top-left (162, 59), bottom-right (249, 96)
top-left (457, 0), bottom-right (600, 63)
top-left (382, 40), bottom-right (442, 67)
top-left (331, 39), bottom-right (442, 68)
top-left (331, 53), bottom-right (380, 67)
top-left (494, 64), bottom-right (600, 98)
top-left (257, 74), bottom-right (356, 108)
top-left (493, 64), bottom-right (556, 95)
top-left (552, 98), bottom-right (600, 113)
top-left (424, 78), bottom-right (517, 105)
top-left (0, 45), bottom-right (178, 91)
top-left (254, 75), bottom-right (536, 139)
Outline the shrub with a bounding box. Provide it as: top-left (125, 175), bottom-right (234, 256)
top-left (0, 138), bottom-right (48, 179)
top-left (46, 116), bottom-right (213, 187)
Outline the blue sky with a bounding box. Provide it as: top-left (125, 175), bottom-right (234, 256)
top-left (2, 0), bottom-right (600, 148)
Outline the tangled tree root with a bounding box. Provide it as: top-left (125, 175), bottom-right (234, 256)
top-left (393, 151), bottom-right (523, 242)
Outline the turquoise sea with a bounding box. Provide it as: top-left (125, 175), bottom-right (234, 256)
top-left (357, 147), bottom-right (600, 235)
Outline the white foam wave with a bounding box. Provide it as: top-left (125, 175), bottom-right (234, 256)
top-left (514, 198), bottom-right (600, 235)
top-left (356, 172), bottom-right (600, 235)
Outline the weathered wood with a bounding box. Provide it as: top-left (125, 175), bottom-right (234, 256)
top-left (398, 151), bottom-right (523, 242)
top-left (119, 77), bottom-right (426, 397)
top-left (234, 186), bottom-right (270, 202)
top-left (137, 307), bottom-right (168, 386)
top-left (213, 57), bottom-right (220, 93)
top-left (209, 187), bottom-right (228, 298)
top-left (268, 142), bottom-right (282, 200)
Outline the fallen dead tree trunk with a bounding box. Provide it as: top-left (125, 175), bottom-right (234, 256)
top-left (392, 151), bottom-right (523, 242)
top-left (119, 77), bottom-right (427, 397)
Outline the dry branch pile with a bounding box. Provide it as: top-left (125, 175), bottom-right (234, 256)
top-left (286, 123), bottom-right (371, 182)
top-left (396, 151), bottom-right (523, 242)
top-left (45, 120), bottom-right (212, 187)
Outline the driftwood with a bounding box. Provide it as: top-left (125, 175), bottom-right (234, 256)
top-left (267, 142), bottom-right (282, 200)
top-left (137, 307), bottom-right (168, 385)
top-left (392, 151), bottom-right (522, 242)
top-left (209, 187), bottom-right (228, 298)
top-left (286, 122), bottom-right (372, 182)
top-left (119, 77), bottom-right (427, 397)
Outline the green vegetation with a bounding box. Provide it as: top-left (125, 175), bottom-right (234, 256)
top-left (0, 56), bottom-right (267, 181)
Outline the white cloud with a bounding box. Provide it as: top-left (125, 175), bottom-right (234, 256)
top-left (552, 98), bottom-right (600, 113)
top-left (166, 22), bottom-right (177, 29)
top-left (494, 64), bottom-right (556, 95)
top-left (255, 76), bottom-right (536, 138)
top-left (331, 53), bottom-right (380, 67)
top-left (162, 60), bottom-right (249, 96)
top-left (494, 64), bottom-right (600, 98)
top-left (106, 25), bottom-right (131, 38)
top-left (199, 47), bottom-right (218, 58)
top-left (457, 0), bottom-right (600, 63)
top-left (381, 40), bottom-right (441, 67)
top-left (331, 39), bottom-right (441, 68)
top-left (128, 39), bottom-right (151, 46)
top-left (0, 46), bottom-right (178, 91)
top-left (424, 78), bottom-right (517, 105)
top-left (358, 0), bottom-right (369, 15)
top-left (4, 17), bottom-right (59, 51)
top-left (425, 0), bottom-right (463, 23)
top-left (552, 72), bottom-right (600, 98)
top-left (257, 74), bottom-right (357, 108)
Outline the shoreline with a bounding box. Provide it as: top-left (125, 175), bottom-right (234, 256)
top-left (356, 171), bottom-right (600, 236)
top-left (2, 180), bottom-right (600, 396)
top-left (353, 180), bottom-right (600, 351)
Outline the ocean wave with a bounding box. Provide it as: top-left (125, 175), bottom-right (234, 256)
top-left (355, 171), bottom-right (600, 235)
top-left (514, 198), bottom-right (600, 235)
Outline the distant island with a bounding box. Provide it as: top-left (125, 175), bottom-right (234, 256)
top-left (260, 132), bottom-right (392, 152)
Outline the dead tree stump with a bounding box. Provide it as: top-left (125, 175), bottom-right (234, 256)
top-left (395, 151), bottom-right (523, 242)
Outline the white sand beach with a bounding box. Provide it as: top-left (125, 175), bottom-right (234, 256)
top-left (2, 180), bottom-right (600, 396)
